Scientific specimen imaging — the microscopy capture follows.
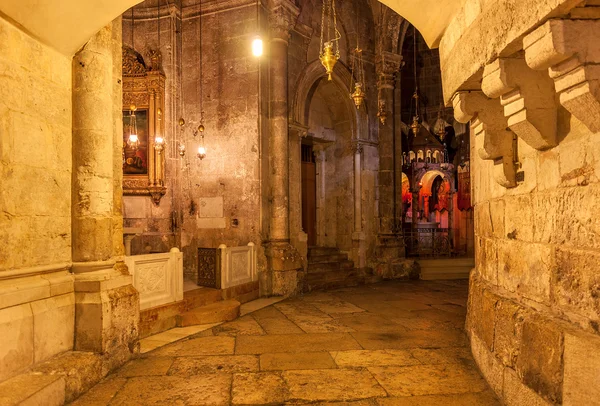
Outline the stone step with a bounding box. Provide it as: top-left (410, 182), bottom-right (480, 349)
top-left (308, 246), bottom-right (341, 257)
top-left (184, 287), bottom-right (224, 311)
top-left (0, 373), bottom-right (65, 406)
top-left (176, 299), bottom-right (241, 327)
top-left (308, 253), bottom-right (349, 264)
top-left (306, 269), bottom-right (365, 291)
top-left (307, 260), bottom-right (354, 274)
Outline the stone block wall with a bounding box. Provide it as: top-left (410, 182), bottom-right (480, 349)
top-left (0, 15), bottom-right (75, 381)
top-left (467, 105), bottom-right (600, 405)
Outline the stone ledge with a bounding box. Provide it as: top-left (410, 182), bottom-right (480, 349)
top-left (0, 372), bottom-right (65, 406)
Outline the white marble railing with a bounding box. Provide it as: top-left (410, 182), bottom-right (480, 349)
top-left (124, 248), bottom-right (183, 311)
top-left (218, 243), bottom-right (257, 289)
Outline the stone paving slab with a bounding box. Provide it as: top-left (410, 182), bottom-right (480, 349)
top-left (261, 351), bottom-right (337, 370)
top-left (368, 364), bottom-right (489, 397)
top-left (283, 369), bottom-right (388, 402)
top-left (109, 375), bottom-right (231, 405)
top-left (375, 391), bottom-right (500, 405)
top-left (167, 355), bottom-right (259, 375)
top-left (350, 329), bottom-right (468, 350)
top-left (232, 372), bottom-right (289, 404)
top-left (330, 350), bottom-right (420, 367)
top-left (236, 333), bottom-right (362, 354)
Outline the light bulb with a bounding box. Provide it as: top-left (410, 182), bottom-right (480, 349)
top-left (128, 134), bottom-right (139, 144)
top-left (252, 37), bottom-right (263, 57)
top-left (155, 136), bottom-right (164, 145)
top-left (197, 146), bottom-right (206, 160)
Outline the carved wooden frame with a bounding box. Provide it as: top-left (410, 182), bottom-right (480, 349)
top-left (122, 46), bottom-right (167, 205)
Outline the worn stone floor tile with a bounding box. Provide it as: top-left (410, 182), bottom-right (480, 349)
top-left (311, 300), bottom-right (367, 315)
top-left (368, 364), bottom-right (488, 397)
top-left (256, 316), bottom-right (305, 335)
top-left (385, 300), bottom-right (433, 311)
top-left (109, 375), bottom-right (231, 405)
top-left (139, 339), bottom-right (171, 354)
top-left (351, 329), bottom-right (467, 350)
top-left (276, 302), bottom-right (333, 318)
top-left (232, 372), bottom-right (289, 405)
top-left (236, 333), bottom-right (362, 354)
top-left (410, 347), bottom-right (474, 365)
top-left (149, 336), bottom-right (235, 357)
top-left (70, 377), bottom-right (127, 406)
top-left (431, 304), bottom-right (468, 315)
top-left (336, 313), bottom-right (407, 333)
top-left (292, 316), bottom-right (357, 334)
top-left (312, 401), bottom-right (379, 406)
top-left (252, 305), bottom-right (291, 320)
top-left (330, 350), bottom-right (420, 367)
top-left (116, 357), bottom-right (174, 377)
top-left (213, 315), bottom-right (266, 336)
top-left (168, 355), bottom-right (259, 375)
top-left (240, 297), bottom-right (285, 316)
top-left (375, 391), bottom-right (500, 405)
top-left (261, 352), bottom-right (337, 370)
top-left (283, 369), bottom-right (387, 402)
top-left (390, 316), bottom-right (459, 331)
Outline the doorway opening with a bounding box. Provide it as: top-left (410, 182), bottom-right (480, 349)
top-left (301, 144), bottom-right (317, 246)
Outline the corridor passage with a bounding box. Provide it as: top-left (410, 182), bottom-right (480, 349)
top-left (73, 281), bottom-right (499, 405)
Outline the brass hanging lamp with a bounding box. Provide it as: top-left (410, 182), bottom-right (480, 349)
top-left (410, 26), bottom-right (421, 138)
top-left (127, 104), bottom-right (140, 149)
top-left (196, 0), bottom-right (207, 161)
top-left (349, 10), bottom-right (365, 109)
top-left (319, 0), bottom-right (341, 80)
top-left (154, 1), bottom-right (165, 153)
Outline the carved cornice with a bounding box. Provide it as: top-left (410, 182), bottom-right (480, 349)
top-left (482, 56), bottom-right (557, 150)
top-left (452, 91), bottom-right (517, 188)
top-left (524, 19), bottom-right (600, 133)
top-left (269, 0), bottom-right (300, 40)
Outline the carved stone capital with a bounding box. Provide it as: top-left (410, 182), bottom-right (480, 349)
top-left (269, 0), bottom-right (299, 41)
top-left (524, 19), bottom-right (600, 133)
top-left (289, 122), bottom-right (309, 138)
top-left (376, 51), bottom-right (402, 90)
top-left (352, 142), bottom-right (364, 155)
top-left (452, 91), bottom-right (517, 188)
top-left (482, 56), bottom-right (557, 150)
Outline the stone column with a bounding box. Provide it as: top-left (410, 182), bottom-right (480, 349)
top-left (313, 146), bottom-right (327, 246)
top-left (72, 18), bottom-right (139, 372)
top-left (351, 142), bottom-right (366, 268)
top-left (264, 0), bottom-right (302, 296)
top-left (373, 52), bottom-right (404, 276)
top-left (423, 194), bottom-right (430, 221)
top-left (448, 191), bottom-right (455, 252)
top-left (289, 123), bottom-right (309, 270)
top-left (411, 191), bottom-right (419, 230)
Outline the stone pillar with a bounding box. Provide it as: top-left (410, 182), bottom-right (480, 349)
top-left (448, 191), bottom-right (455, 251)
top-left (423, 194), bottom-right (430, 221)
top-left (264, 0), bottom-right (302, 296)
top-left (289, 123), bottom-right (309, 271)
top-left (313, 146), bottom-right (327, 246)
top-left (411, 191), bottom-right (419, 230)
top-left (72, 19), bottom-right (139, 373)
top-left (351, 142), bottom-right (366, 268)
top-left (373, 52), bottom-right (405, 276)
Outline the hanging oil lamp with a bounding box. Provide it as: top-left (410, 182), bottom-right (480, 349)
top-left (319, 0), bottom-right (340, 80)
top-left (196, 125), bottom-right (206, 160)
top-left (127, 105), bottom-right (140, 149)
top-left (349, 46), bottom-right (365, 109)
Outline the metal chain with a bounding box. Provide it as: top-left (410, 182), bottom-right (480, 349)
top-left (319, 0), bottom-right (325, 55)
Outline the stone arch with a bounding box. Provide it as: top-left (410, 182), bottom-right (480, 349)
top-left (291, 59), bottom-right (368, 140)
top-left (417, 169), bottom-right (454, 194)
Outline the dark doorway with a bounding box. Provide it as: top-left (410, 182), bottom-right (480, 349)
top-left (301, 144), bottom-right (317, 246)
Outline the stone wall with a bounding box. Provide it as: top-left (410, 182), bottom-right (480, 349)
top-left (122, 1), bottom-right (264, 284)
top-left (439, 0), bottom-right (600, 403)
top-left (0, 15), bottom-right (75, 381)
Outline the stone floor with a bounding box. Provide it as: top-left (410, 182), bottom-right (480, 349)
top-left (72, 280), bottom-right (500, 405)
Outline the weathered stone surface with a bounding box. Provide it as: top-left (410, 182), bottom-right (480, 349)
top-left (232, 372), bottom-right (289, 405)
top-left (517, 314), bottom-right (564, 403)
top-left (0, 303), bottom-right (34, 381)
top-left (562, 330), bottom-right (600, 406)
top-left (284, 369), bottom-right (387, 402)
top-left (330, 350), bottom-right (420, 367)
top-left (168, 355), bottom-right (259, 375)
top-left (70, 376), bottom-right (127, 406)
top-left (470, 334), bottom-right (504, 395)
top-left (376, 391), bottom-right (500, 405)
top-left (0, 373), bottom-right (65, 406)
top-left (177, 300), bottom-right (240, 327)
top-left (212, 315), bottom-right (265, 336)
top-left (149, 336), bottom-right (235, 357)
top-left (261, 352), bottom-right (337, 370)
top-left (109, 375), bottom-right (231, 405)
top-left (410, 347), bottom-right (473, 365)
top-left (503, 367), bottom-right (552, 406)
top-left (368, 364), bottom-right (488, 397)
top-left (116, 357), bottom-right (174, 377)
top-left (493, 298), bottom-right (525, 368)
top-left (236, 333), bottom-right (362, 354)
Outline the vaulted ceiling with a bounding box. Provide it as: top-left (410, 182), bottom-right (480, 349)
top-left (0, 0), bottom-right (462, 56)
